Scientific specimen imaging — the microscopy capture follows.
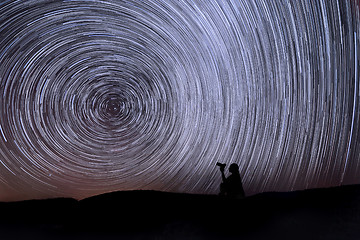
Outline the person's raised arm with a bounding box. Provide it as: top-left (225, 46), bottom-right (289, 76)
top-left (220, 165), bottom-right (226, 182)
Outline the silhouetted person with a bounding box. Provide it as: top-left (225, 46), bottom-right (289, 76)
top-left (218, 163), bottom-right (245, 198)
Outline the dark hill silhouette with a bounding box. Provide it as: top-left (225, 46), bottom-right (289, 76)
top-left (0, 185), bottom-right (360, 239)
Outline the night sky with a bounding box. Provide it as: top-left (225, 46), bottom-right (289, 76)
top-left (0, 0), bottom-right (359, 201)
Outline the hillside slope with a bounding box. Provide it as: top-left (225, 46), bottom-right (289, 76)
top-left (0, 185), bottom-right (359, 239)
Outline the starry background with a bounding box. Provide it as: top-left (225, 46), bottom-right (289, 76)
top-left (0, 0), bottom-right (359, 201)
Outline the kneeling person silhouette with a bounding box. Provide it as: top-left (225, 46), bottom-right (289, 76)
top-left (218, 163), bottom-right (245, 199)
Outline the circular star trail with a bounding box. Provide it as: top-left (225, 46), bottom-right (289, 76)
top-left (0, 0), bottom-right (359, 201)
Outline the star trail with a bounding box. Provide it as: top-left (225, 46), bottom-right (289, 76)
top-left (0, 0), bottom-right (359, 201)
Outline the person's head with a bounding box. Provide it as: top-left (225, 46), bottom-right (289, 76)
top-left (229, 163), bottom-right (239, 174)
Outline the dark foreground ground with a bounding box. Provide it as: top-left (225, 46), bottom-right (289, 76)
top-left (1, 185), bottom-right (360, 240)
